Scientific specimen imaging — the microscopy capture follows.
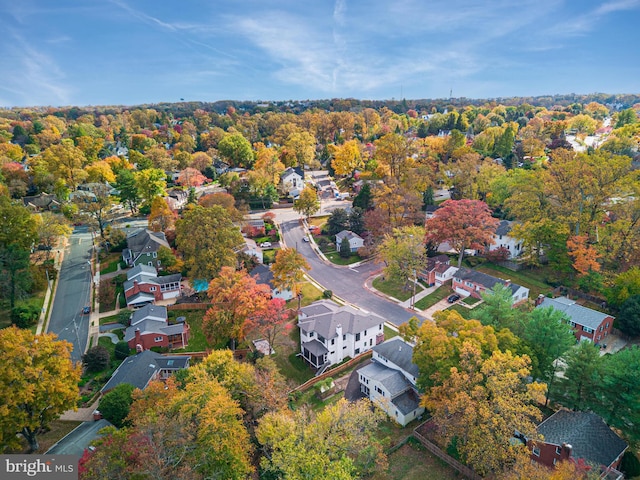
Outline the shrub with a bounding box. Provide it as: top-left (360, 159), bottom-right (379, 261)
top-left (82, 346), bottom-right (111, 373)
top-left (622, 451), bottom-right (640, 478)
top-left (323, 290), bottom-right (333, 299)
top-left (114, 341), bottom-right (131, 360)
top-left (11, 304), bottom-right (40, 328)
top-left (339, 237), bottom-right (351, 258)
top-left (98, 384), bottom-right (134, 428)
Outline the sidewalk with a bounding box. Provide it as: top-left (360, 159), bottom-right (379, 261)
top-left (36, 238), bottom-right (67, 335)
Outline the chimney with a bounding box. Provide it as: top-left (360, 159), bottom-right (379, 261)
top-left (135, 328), bottom-right (141, 347)
top-left (504, 279), bottom-right (511, 286)
top-left (535, 294), bottom-right (545, 307)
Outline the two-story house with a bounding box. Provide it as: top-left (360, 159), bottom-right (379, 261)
top-left (123, 264), bottom-right (182, 308)
top-left (418, 254), bottom-right (458, 287)
top-left (452, 267), bottom-right (529, 305)
top-left (528, 410), bottom-right (627, 476)
top-left (122, 228), bottom-right (170, 269)
top-left (358, 337), bottom-right (425, 426)
top-left (535, 296), bottom-right (614, 343)
top-left (298, 300), bottom-right (385, 371)
top-left (488, 220), bottom-right (523, 259)
top-left (124, 304), bottom-right (190, 351)
top-left (280, 167), bottom-right (304, 196)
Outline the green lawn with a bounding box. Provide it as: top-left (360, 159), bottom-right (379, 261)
top-left (325, 251), bottom-right (362, 265)
top-left (446, 304), bottom-right (474, 319)
top-left (286, 281), bottom-right (324, 309)
top-left (475, 263), bottom-right (553, 298)
top-left (384, 324), bottom-right (399, 341)
top-left (263, 249), bottom-right (276, 264)
top-left (462, 296), bottom-right (481, 306)
top-left (272, 324), bottom-right (315, 384)
top-left (371, 438), bottom-right (460, 480)
top-left (414, 285), bottom-right (453, 310)
top-left (308, 215), bottom-right (329, 228)
top-left (373, 276), bottom-right (423, 302)
top-left (99, 252), bottom-right (123, 274)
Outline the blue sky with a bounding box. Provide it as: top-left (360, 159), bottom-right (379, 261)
top-left (1, 0), bottom-right (639, 107)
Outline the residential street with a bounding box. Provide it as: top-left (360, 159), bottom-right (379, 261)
top-left (47, 226), bottom-right (94, 364)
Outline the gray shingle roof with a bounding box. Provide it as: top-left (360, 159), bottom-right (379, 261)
top-left (251, 264), bottom-right (275, 288)
top-left (130, 304), bottom-right (167, 326)
top-left (125, 292), bottom-right (155, 305)
top-left (335, 230), bottom-right (363, 242)
top-left (127, 263), bottom-right (158, 280)
top-left (299, 300), bottom-right (339, 317)
top-left (302, 339), bottom-right (329, 356)
top-left (298, 301), bottom-right (384, 339)
top-left (126, 229), bottom-right (170, 256)
top-left (101, 351), bottom-right (190, 393)
top-left (373, 337), bottom-right (420, 378)
top-left (157, 273), bottom-right (182, 285)
top-left (537, 297), bottom-right (612, 330)
top-left (495, 220), bottom-right (513, 236)
top-left (537, 410), bottom-right (627, 468)
top-left (124, 320), bottom-right (185, 342)
top-left (391, 389), bottom-right (422, 416)
top-left (359, 362), bottom-right (411, 397)
top-left (46, 419), bottom-right (113, 455)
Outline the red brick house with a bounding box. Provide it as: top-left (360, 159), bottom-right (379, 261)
top-left (529, 410), bottom-right (627, 477)
top-left (536, 296), bottom-right (614, 343)
top-left (418, 255), bottom-right (457, 287)
top-left (124, 264), bottom-right (182, 308)
top-left (452, 267), bottom-right (529, 305)
top-left (124, 304), bottom-right (189, 351)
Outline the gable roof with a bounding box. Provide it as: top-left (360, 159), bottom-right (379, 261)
top-left (126, 228), bottom-right (170, 255)
top-left (373, 337), bottom-right (420, 378)
top-left (495, 220), bottom-right (514, 237)
top-left (124, 320), bottom-right (185, 342)
top-left (537, 297), bottom-right (612, 330)
top-left (454, 267), bottom-right (525, 296)
top-left (298, 300), bottom-right (384, 339)
top-left (251, 264), bottom-right (275, 288)
top-left (281, 166), bottom-right (304, 180)
top-left (299, 299), bottom-right (339, 317)
top-left (130, 304), bottom-right (167, 326)
top-left (359, 361), bottom-right (411, 397)
top-left (127, 263), bottom-right (158, 280)
top-left (537, 410), bottom-right (627, 468)
top-left (335, 230), bottom-right (363, 242)
top-left (101, 350), bottom-right (190, 393)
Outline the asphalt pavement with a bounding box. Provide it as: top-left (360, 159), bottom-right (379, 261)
top-left (47, 226), bottom-right (94, 364)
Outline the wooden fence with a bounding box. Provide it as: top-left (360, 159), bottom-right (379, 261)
top-left (168, 303), bottom-right (210, 311)
top-left (289, 350), bottom-right (372, 394)
top-left (413, 421), bottom-right (482, 480)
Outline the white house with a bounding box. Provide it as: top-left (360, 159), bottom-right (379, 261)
top-left (335, 230), bottom-right (364, 253)
top-left (280, 167), bottom-right (304, 195)
top-left (242, 238), bottom-right (264, 264)
top-left (488, 220), bottom-right (523, 259)
top-left (358, 337), bottom-right (425, 426)
top-left (298, 300), bottom-right (385, 370)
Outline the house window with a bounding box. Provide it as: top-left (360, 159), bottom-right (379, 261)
top-left (309, 332), bottom-right (314, 337)
top-left (556, 446), bottom-right (562, 455)
top-left (532, 447), bottom-right (540, 457)
top-left (570, 321), bottom-right (576, 327)
top-left (379, 324), bottom-right (382, 330)
top-left (605, 322), bottom-right (610, 328)
top-left (370, 339), bottom-right (373, 346)
top-left (148, 262), bottom-right (153, 266)
top-left (355, 348), bottom-right (360, 354)
top-left (364, 330), bottom-right (367, 336)
top-left (597, 335), bottom-right (601, 341)
top-left (154, 336), bottom-right (163, 342)
top-left (356, 333), bottom-right (360, 341)
top-left (150, 286), bottom-right (156, 292)
top-left (331, 339), bottom-right (335, 345)
top-left (318, 334), bottom-right (326, 344)
top-left (153, 252), bottom-right (157, 258)
top-left (343, 334), bottom-right (346, 340)
top-left (604, 332), bottom-right (608, 337)
top-left (583, 327), bottom-right (593, 333)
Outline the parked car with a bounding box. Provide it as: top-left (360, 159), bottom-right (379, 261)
top-left (447, 294), bottom-right (461, 304)
top-left (260, 242), bottom-right (272, 248)
top-left (82, 306), bottom-right (91, 314)
top-left (302, 236), bottom-right (310, 242)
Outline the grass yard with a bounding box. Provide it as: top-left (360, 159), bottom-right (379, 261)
top-left (462, 296), bottom-right (481, 306)
top-left (373, 276), bottom-right (423, 302)
top-left (384, 324), bottom-right (399, 341)
top-left (371, 438), bottom-right (460, 480)
top-left (262, 249), bottom-right (276, 264)
top-left (308, 215), bottom-right (329, 228)
top-left (286, 281), bottom-right (324, 308)
top-left (169, 309), bottom-right (211, 353)
top-left (325, 251), bottom-right (362, 265)
top-left (446, 303), bottom-right (474, 319)
top-left (414, 285), bottom-right (453, 311)
top-left (99, 252), bottom-right (123, 274)
top-left (475, 263), bottom-right (553, 298)
top-left (272, 324), bottom-right (315, 384)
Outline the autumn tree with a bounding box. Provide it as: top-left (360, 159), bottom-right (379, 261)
top-left (177, 167), bottom-right (206, 187)
top-left (330, 139), bottom-right (363, 177)
top-left (425, 199), bottom-right (499, 267)
top-left (134, 167), bottom-right (167, 206)
top-left (377, 225), bottom-right (426, 288)
top-left (293, 186), bottom-right (320, 219)
top-left (85, 160), bottom-right (115, 184)
top-left (374, 132), bottom-right (413, 178)
top-left (423, 343), bottom-right (545, 476)
top-left (271, 247), bottom-right (311, 297)
top-left (204, 266), bottom-right (270, 348)
top-left (175, 205), bottom-right (244, 280)
top-left (218, 133), bottom-right (254, 168)
top-left (281, 131), bottom-right (316, 169)
top-left (567, 235), bottom-right (601, 276)
top-left (0, 327), bottom-right (81, 451)
top-left (257, 399), bottom-right (387, 479)
top-left (502, 456), bottom-right (593, 480)
top-left (35, 211), bottom-right (72, 255)
top-left (39, 139), bottom-right (88, 189)
top-left (249, 297), bottom-right (289, 351)
top-left (73, 183), bottom-right (114, 238)
top-left (148, 196), bottom-right (175, 233)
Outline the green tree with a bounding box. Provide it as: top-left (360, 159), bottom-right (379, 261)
top-left (73, 183), bottom-right (114, 238)
top-left (327, 208), bottom-right (350, 235)
top-left (293, 186), bottom-right (320, 219)
top-left (115, 169), bottom-right (141, 215)
top-left (615, 108), bottom-right (638, 128)
top-left (0, 327), bottom-right (81, 451)
top-left (82, 345), bottom-right (110, 373)
top-left (554, 341), bottom-right (601, 410)
top-left (0, 245), bottom-right (32, 311)
top-left (475, 283), bottom-right (519, 332)
top-left (352, 183), bottom-right (373, 210)
top-left (618, 295), bottom-right (640, 336)
top-left (606, 267), bottom-right (640, 307)
top-left (98, 383), bottom-right (135, 428)
top-left (348, 207), bottom-right (365, 235)
top-left (218, 133), bottom-right (254, 168)
top-left (175, 205), bottom-right (244, 280)
top-left (339, 237), bottom-right (351, 258)
top-left (134, 168), bottom-right (167, 206)
top-left (377, 225), bottom-right (426, 287)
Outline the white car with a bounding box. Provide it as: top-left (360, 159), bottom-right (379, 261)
top-left (260, 242), bottom-right (272, 248)
top-left (302, 236), bottom-right (310, 242)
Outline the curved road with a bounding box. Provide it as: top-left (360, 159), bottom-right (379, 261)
top-left (279, 217), bottom-right (424, 327)
top-left (47, 226), bottom-right (94, 364)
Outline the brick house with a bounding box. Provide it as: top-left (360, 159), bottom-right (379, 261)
top-left (298, 300), bottom-right (384, 371)
top-left (418, 254), bottom-right (457, 287)
top-left (452, 267), bottom-right (529, 305)
top-left (535, 296), bottom-right (614, 343)
top-left (122, 229), bottom-right (170, 269)
top-left (124, 304), bottom-right (189, 351)
top-left (358, 337), bottom-right (425, 426)
top-left (123, 264), bottom-right (182, 308)
top-left (529, 410), bottom-right (627, 476)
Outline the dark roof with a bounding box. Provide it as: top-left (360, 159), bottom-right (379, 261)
top-left (251, 264), bottom-right (275, 289)
top-left (537, 410), bottom-right (627, 468)
top-left (157, 273), bottom-right (182, 285)
top-left (282, 166), bottom-right (304, 179)
top-left (101, 350), bottom-right (190, 393)
top-left (299, 300), bottom-right (338, 317)
top-left (46, 419), bottom-right (113, 455)
top-left (130, 304), bottom-right (167, 325)
top-left (423, 255), bottom-right (450, 273)
top-left (359, 362), bottom-right (411, 397)
top-left (537, 297), bottom-right (612, 330)
top-left (373, 337), bottom-right (420, 378)
top-left (126, 229), bottom-right (169, 255)
top-left (302, 339), bottom-right (329, 356)
top-left (495, 220), bottom-right (513, 236)
top-left (391, 389), bottom-right (422, 416)
top-left (22, 193), bottom-right (60, 209)
top-left (424, 205), bottom-right (440, 214)
top-left (454, 267), bottom-right (524, 296)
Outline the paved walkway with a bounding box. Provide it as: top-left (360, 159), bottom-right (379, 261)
top-left (60, 399), bottom-right (100, 422)
top-left (99, 332), bottom-right (119, 344)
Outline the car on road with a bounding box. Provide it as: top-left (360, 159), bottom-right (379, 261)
top-left (447, 294), bottom-right (461, 304)
top-left (260, 242), bottom-right (272, 248)
top-left (82, 306), bottom-right (91, 314)
top-left (302, 236), bottom-right (310, 242)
